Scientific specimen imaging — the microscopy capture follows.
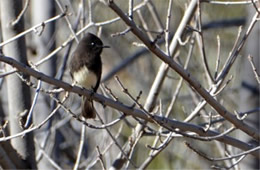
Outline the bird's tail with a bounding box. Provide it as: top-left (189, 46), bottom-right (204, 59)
top-left (81, 96), bottom-right (96, 119)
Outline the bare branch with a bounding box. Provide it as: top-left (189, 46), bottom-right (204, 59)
top-left (107, 0), bottom-right (260, 141)
top-left (248, 55), bottom-right (260, 84)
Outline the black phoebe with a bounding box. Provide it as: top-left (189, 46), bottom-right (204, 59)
top-left (69, 33), bottom-right (109, 119)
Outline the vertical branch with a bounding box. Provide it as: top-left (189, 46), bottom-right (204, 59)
top-left (146, 0), bottom-right (164, 32)
top-left (248, 55), bottom-right (260, 84)
top-left (73, 125), bottom-right (86, 170)
top-left (0, 0), bottom-right (36, 168)
top-left (195, 1), bottom-right (214, 84)
top-left (128, 0), bottom-right (133, 19)
top-left (136, 10), bottom-right (154, 40)
top-left (24, 80), bottom-right (42, 128)
top-left (214, 35), bottom-right (221, 79)
top-left (88, 0), bottom-right (92, 23)
top-left (169, 0), bottom-right (198, 55)
top-left (165, 0), bottom-right (173, 56)
top-left (11, 0), bottom-right (30, 26)
top-left (80, 0), bottom-right (86, 29)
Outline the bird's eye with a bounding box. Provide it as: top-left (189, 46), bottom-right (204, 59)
top-left (91, 42), bottom-right (95, 46)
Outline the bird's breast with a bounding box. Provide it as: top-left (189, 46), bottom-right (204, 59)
top-left (73, 66), bottom-right (97, 89)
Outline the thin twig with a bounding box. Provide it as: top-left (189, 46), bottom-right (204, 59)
top-left (85, 123), bottom-right (123, 168)
top-left (146, 0), bottom-right (164, 32)
top-left (195, 1), bottom-right (214, 85)
top-left (11, 0), bottom-right (30, 26)
top-left (73, 124), bottom-right (86, 170)
top-left (214, 35), bottom-right (221, 80)
top-left (96, 146), bottom-right (106, 170)
top-left (128, 0), bottom-right (133, 20)
top-left (35, 138), bottom-right (62, 170)
top-left (201, 0), bottom-right (256, 5)
top-left (24, 80), bottom-right (42, 128)
top-left (137, 10), bottom-right (154, 41)
top-left (55, 0), bottom-right (79, 43)
top-left (88, 0), bottom-right (92, 24)
top-left (248, 55), bottom-right (260, 84)
top-left (95, 110), bottom-right (137, 168)
top-left (165, 0), bottom-right (173, 56)
top-left (0, 11), bottom-right (66, 47)
top-left (251, 0), bottom-right (260, 14)
top-left (186, 142), bottom-right (260, 161)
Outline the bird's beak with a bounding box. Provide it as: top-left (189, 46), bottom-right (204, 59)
top-left (102, 45), bottom-right (110, 48)
top-left (96, 44), bottom-right (110, 48)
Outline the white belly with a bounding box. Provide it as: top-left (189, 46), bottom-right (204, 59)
top-left (73, 66), bottom-right (97, 89)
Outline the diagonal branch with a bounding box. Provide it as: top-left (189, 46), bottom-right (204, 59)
top-left (0, 54), bottom-right (259, 158)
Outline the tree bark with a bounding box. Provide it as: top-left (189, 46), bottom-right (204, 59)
top-left (0, 0), bottom-right (36, 168)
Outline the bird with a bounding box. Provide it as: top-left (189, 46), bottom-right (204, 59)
top-left (69, 33), bottom-right (109, 119)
